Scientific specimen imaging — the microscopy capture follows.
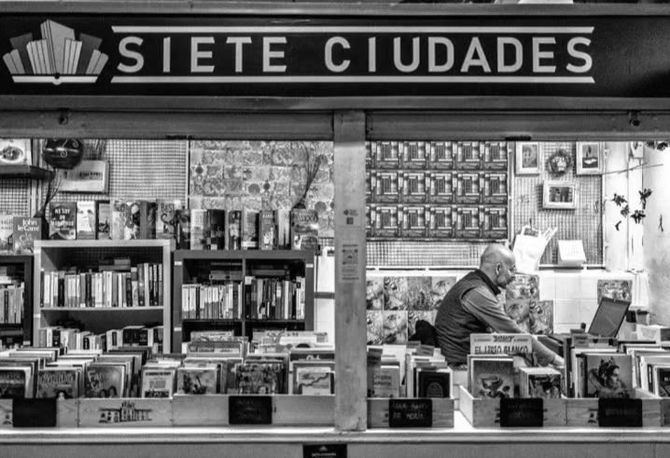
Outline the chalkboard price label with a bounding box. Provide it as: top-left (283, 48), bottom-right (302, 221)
top-left (388, 399), bottom-right (432, 428)
top-left (303, 444), bottom-right (347, 458)
top-left (598, 398), bottom-right (643, 427)
top-left (229, 396), bottom-right (272, 425)
top-left (13, 398), bottom-right (57, 427)
top-left (500, 398), bottom-right (543, 427)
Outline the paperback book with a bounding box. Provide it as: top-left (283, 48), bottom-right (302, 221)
top-left (35, 367), bottom-right (81, 399)
top-left (76, 201), bottom-right (96, 240)
top-left (84, 363), bottom-right (126, 398)
top-left (49, 202), bottom-right (77, 240)
top-left (290, 208), bottom-right (319, 251)
top-left (12, 216), bottom-right (41, 253)
top-left (468, 356), bottom-right (515, 399)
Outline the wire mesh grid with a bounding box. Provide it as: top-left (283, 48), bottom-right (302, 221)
top-left (0, 179), bottom-right (30, 215)
top-left (367, 240), bottom-right (488, 267)
top-left (512, 142), bottom-right (603, 264)
top-left (44, 139), bottom-right (187, 216)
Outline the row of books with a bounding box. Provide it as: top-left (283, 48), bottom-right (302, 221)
top-left (181, 276), bottom-right (306, 321)
top-left (37, 325), bottom-right (163, 354)
top-left (568, 338), bottom-right (670, 399)
top-left (367, 170), bottom-right (508, 205)
top-left (366, 344), bottom-right (452, 399)
top-left (40, 263), bottom-right (163, 308)
top-left (45, 200), bottom-right (320, 252)
top-left (0, 283), bottom-right (24, 325)
top-left (0, 346), bottom-right (149, 399)
top-left (367, 141), bottom-right (509, 170)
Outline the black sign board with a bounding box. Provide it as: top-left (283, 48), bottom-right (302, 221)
top-left (12, 398), bottom-right (57, 427)
top-left (500, 398), bottom-right (543, 427)
top-left (303, 444), bottom-right (347, 458)
top-left (388, 399), bottom-right (432, 428)
top-left (229, 396), bottom-right (272, 425)
top-left (1, 14), bottom-right (670, 99)
top-left (598, 398), bottom-right (643, 427)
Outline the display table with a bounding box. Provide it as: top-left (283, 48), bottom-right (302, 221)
top-left (2, 412), bottom-right (669, 458)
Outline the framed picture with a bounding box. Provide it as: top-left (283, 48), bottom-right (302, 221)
top-left (515, 142), bottom-right (540, 175)
top-left (576, 142), bottom-right (602, 175)
top-left (0, 139), bottom-right (32, 166)
top-left (543, 181), bottom-right (577, 209)
top-left (57, 160), bottom-right (109, 193)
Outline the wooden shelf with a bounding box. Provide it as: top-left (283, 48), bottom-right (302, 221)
top-left (40, 307), bottom-right (164, 312)
top-left (0, 165), bottom-right (53, 180)
top-left (175, 249), bottom-right (314, 262)
top-left (35, 239), bottom-right (174, 250)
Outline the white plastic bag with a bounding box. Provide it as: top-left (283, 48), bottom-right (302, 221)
top-left (512, 225), bottom-right (557, 274)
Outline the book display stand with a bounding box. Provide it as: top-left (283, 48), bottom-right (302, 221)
top-left (0, 255), bottom-right (32, 346)
top-left (32, 240), bottom-right (173, 351)
top-left (172, 249), bottom-right (314, 352)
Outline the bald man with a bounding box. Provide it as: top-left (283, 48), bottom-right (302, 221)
top-left (434, 244), bottom-right (563, 367)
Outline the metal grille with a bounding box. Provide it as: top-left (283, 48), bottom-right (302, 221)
top-left (0, 179), bottom-right (30, 215)
top-left (512, 142), bottom-right (603, 264)
top-left (45, 139), bottom-right (187, 214)
top-left (367, 240), bottom-right (488, 267)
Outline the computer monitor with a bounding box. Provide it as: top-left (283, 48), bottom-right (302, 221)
top-left (587, 297), bottom-right (632, 338)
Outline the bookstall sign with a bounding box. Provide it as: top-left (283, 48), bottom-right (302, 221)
top-left (388, 399), bottom-right (433, 427)
top-left (12, 398), bottom-right (56, 427)
top-left (3, 15), bottom-right (670, 98)
top-left (500, 398), bottom-right (543, 427)
top-left (598, 398), bottom-right (643, 427)
top-left (229, 395), bottom-right (272, 425)
top-left (303, 444), bottom-right (348, 458)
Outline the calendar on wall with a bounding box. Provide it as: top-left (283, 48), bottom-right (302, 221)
top-left (366, 141), bottom-right (509, 242)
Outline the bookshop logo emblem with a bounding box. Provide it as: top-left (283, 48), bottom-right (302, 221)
top-left (3, 19), bottom-right (108, 85)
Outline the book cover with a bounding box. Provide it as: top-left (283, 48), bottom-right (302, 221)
top-left (234, 361), bottom-right (285, 394)
top-left (76, 201), bottom-right (96, 240)
top-left (110, 200), bottom-right (140, 240)
top-left (241, 209), bottom-right (259, 250)
top-left (525, 370), bottom-right (562, 399)
top-left (259, 210), bottom-right (277, 250)
top-left (206, 209), bottom-right (226, 250)
top-left (141, 368), bottom-right (176, 398)
top-left (0, 366), bottom-right (30, 399)
top-left (585, 353), bottom-right (633, 399)
top-left (48, 202), bottom-right (77, 240)
top-left (12, 216), bottom-right (41, 254)
top-left (469, 356), bottom-right (515, 399)
top-left (176, 365), bottom-right (218, 395)
top-left (370, 366), bottom-right (400, 398)
top-left (227, 210), bottom-right (242, 250)
top-left (139, 201), bottom-right (157, 239)
top-left (293, 367), bottom-right (334, 396)
top-left (366, 278), bottom-right (385, 310)
top-left (470, 333), bottom-right (533, 357)
top-left (35, 367), bottom-right (80, 399)
top-left (597, 279), bottom-right (633, 304)
top-left (0, 214), bottom-right (13, 252)
top-left (156, 199), bottom-right (182, 240)
top-left (290, 208), bottom-right (318, 251)
top-left (96, 200), bottom-right (111, 239)
top-left (417, 368), bottom-right (451, 398)
top-left (190, 209), bottom-right (207, 250)
top-left (84, 363), bottom-right (126, 398)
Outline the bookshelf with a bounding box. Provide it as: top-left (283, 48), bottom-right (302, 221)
top-left (0, 254), bottom-right (32, 345)
top-left (172, 249), bottom-right (315, 352)
top-left (32, 239), bottom-right (173, 350)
